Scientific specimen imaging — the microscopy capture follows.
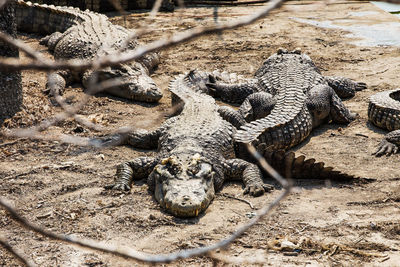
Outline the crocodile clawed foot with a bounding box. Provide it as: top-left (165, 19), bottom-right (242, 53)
top-left (372, 140), bottom-right (399, 157)
top-left (263, 184), bottom-right (274, 193)
top-left (104, 183), bottom-right (131, 191)
top-left (355, 82), bottom-right (367, 91)
top-left (208, 74), bottom-right (217, 84)
top-left (244, 184), bottom-right (269, 197)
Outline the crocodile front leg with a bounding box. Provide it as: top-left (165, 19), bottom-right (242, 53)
top-left (105, 157), bottom-right (158, 191)
top-left (45, 70), bottom-right (75, 98)
top-left (222, 159), bottom-right (272, 196)
top-left (325, 76), bottom-right (367, 98)
top-left (307, 84), bottom-right (356, 125)
top-left (91, 128), bottom-right (162, 149)
top-left (373, 130), bottom-right (400, 156)
top-left (206, 78), bottom-right (261, 104)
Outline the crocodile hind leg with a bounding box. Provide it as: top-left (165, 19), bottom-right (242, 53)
top-left (206, 78), bottom-right (261, 104)
top-left (373, 130), bottom-right (400, 156)
top-left (218, 106), bottom-right (246, 129)
top-left (219, 92), bottom-right (276, 129)
top-left (39, 32), bottom-right (63, 52)
top-left (222, 159), bottom-right (273, 196)
top-left (325, 76), bottom-right (367, 98)
top-left (105, 157), bottom-right (158, 191)
top-left (307, 84), bottom-right (356, 125)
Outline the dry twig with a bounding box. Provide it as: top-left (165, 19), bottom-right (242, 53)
top-left (220, 193), bottom-right (255, 209)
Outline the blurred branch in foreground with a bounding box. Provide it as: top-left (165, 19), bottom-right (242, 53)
top-left (0, 143), bottom-right (292, 264)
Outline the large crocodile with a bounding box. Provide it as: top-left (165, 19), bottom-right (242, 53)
top-left (16, 0), bottom-right (162, 102)
top-left (28, 0), bottom-right (175, 12)
top-left (102, 70), bottom-right (362, 217)
top-left (368, 89), bottom-right (400, 156)
top-left (206, 48), bottom-right (366, 150)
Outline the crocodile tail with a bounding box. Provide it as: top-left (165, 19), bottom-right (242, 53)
top-left (16, 0), bottom-right (104, 35)
top-left (168, 73), bottom-right (188, 107)
top-left (235, 91), bottom-right (313, 149)
top-left (24, 0), bottom-right (175, 12)
top-left (368, 89), bottom-right (400, 132)
top-left (263, 150), bottom-right (371, 182)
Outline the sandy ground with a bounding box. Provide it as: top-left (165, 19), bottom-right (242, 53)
top-left (1, 1), bottom-right (400, 266)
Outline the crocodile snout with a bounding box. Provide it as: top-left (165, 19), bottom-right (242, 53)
top-left (130, 76), bottom-right (162, 102)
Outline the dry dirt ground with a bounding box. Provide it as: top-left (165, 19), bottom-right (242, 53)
top-left (1, 1), bottom-right (400, 266)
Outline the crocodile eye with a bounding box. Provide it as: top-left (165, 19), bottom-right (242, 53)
top-left (293, 47), bottom-right (301, 54)
top-left (277, 47), bottom-right (287, 55)
top-left (167, 165), bottom-right (179, 175)
top-left (155, 165), bottom-right (175, 181)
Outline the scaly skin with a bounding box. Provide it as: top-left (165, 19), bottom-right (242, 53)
top-left (207, 48), bottom-right (366, 150)
top-left (368, 89), bottom-right (400, 156)
top-left (28, 0), bottom-right (175, 12)
top-left (98, 70), bottom-right (366, 218)
top-left (104, 70), bottom-right (270, 217)
top-left (16, 0), bottom-right (162, 103)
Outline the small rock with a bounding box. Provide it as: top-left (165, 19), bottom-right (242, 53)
top-left (280, 240), bottom-right (298, 251)
top-left (370, 222), bottom-right (377, 229)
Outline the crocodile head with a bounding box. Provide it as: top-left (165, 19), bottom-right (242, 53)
top-left (94, 63), bottom-right (162, 102)
top-left (149, 154), bottom-right (216, 217)
top-left (268, 47), bottom-right (315, 66)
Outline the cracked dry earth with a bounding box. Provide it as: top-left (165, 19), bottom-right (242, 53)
top-left (1, 1), bottom-right (400, 266)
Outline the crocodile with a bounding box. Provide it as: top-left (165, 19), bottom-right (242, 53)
top-left (101, 70), bottom-right (362, 218)
top-left (206, 48), bottom-right (366, 151)
top-left (16, 0), bottom-right (162, 102)
top-left (368, 89), bottom-right (400, 156)
top-left (28, 0), bottom-right (175, 12)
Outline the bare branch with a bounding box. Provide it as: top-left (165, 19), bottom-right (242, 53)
top-left (247, 144), bottom-right (290, 188)
top-left (0, 0), bottom-right (285, 72)
top-left (0, 237), bottom-right (35, 267)
top-left (0, 147), bottom-right (293, 265)
top-left (0, 184), bottom-right (291, 264)
top-left (149, 0), bottom-right (164, 18)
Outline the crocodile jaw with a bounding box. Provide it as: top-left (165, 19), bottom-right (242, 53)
top-left (157, 179), bottom-right (215, 217)
top-left (96, 64), bottom-right (162, 102)
top-left (130, 75), bottom-right (162, 103)
top-left (152, 162), bottom-right (216, 217)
